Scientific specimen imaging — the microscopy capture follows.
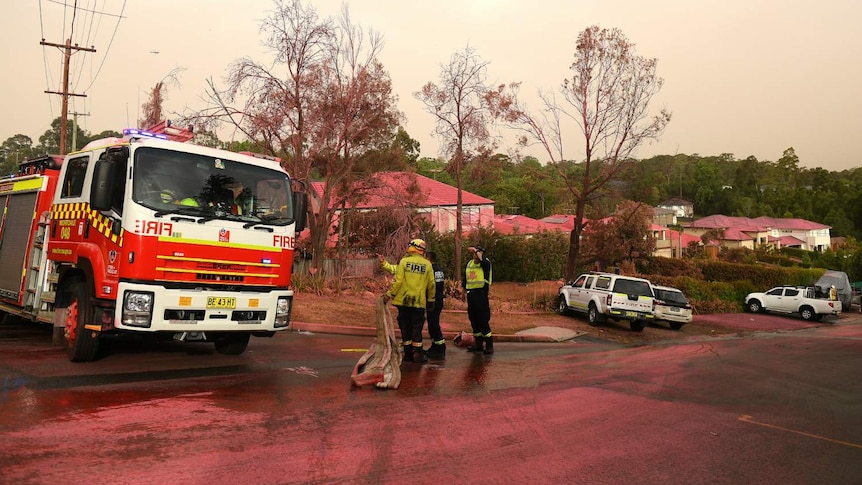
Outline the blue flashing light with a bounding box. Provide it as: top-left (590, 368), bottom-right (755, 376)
top-left (261, 258), bottom-right (273, 264)
top-left (123, 128), bottom-right (168, 140)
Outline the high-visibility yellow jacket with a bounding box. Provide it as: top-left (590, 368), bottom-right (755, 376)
top-left (386, 253), bottom-right (436, 309)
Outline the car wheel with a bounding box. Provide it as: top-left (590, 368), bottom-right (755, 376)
top-left (214, 332), bottom-right (251, 355)
top-left (800, 306), bottom-right (816, 321)
top-left (60, 275), bottom-right (100, 362)
top-left (669, 322), bottom-right (684, 330)
top-left (557, 295), bottom-right (570, 315)
top-left (630, 322), bottom-right (645, 332)
top-left (587, 303), bottom-right (600, 327)
top-left (747, 300), bottom-right (762, 313)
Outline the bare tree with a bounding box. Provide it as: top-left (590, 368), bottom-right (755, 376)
top-left (139, 67), bottom-right (185, 129)
top-left (415, 46), bottom-right (496, 279)
top-left (192, 1), bottom-right (400, 268)
top-left (489, 26), bottom-right (671, 280)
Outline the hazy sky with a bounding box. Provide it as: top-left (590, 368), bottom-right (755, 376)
top-left (3, 0), bottom-right (861, 170)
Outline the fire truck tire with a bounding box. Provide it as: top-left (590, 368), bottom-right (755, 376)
top-left (213, 332), bottom-right (250, 355)
top-left (60, 276), bottom-right (100, 362)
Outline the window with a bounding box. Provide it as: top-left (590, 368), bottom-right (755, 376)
top-left (585, 276), bottom-right (595, 289)
top-left (658, 289), bottom-right (688, 304)
top-left (785, 288), bottom-right (799, 297)
top-left (572, 275), bottom-right (586, 288)
top-left (613, 279), bottom-right (652, 297)
top-left (61, 156), bottom-right (89, 198)
top-left (106, 151), bottom-right (128, 215)
top-left (595, 276), bottom-right (611, 290)
top-left (766, 288), bottom-right (783, 296)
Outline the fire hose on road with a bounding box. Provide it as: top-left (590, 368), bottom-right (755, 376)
top-left (351, 296), bottom-right (402, 389)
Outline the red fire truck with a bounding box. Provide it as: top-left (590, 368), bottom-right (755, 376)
top-left (0, 124), bottom-right (306, 361)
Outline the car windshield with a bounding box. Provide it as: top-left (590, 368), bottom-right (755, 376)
top-left (613, 279), bottom-right (652, 297)
top-left (132, 147), bottom-right (294, 226)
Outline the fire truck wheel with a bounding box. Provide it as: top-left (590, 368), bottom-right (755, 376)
top-left (213, 332), bottom-right (250, 355)
top-left (61, 276), bottom-right (100, 362)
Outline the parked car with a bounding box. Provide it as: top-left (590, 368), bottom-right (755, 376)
top-left (557, 272), bottom-right (655, 332)
top-left (744, 286), bottom-right (841, 321)
top-left (651, 285), bottom-right (692, 330)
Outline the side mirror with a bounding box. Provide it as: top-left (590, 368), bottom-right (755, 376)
top-left (91, 146), bottom-right (127, 212)
top-left (292, 191), bottom-right (308, 232)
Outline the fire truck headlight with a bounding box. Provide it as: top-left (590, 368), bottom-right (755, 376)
top-left (125, 292), bottom-right (153, 312)
top-left (122, 291), bottom-right (154, 328)
top-left (274, 296), bottom-right (292, 328)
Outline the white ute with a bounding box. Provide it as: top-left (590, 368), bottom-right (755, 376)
top-left (744, 286), bottom-right (842, 321)
top-left (557, 272), bottom-right (655, 332)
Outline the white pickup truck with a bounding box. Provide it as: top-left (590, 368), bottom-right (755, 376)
top-left (557, 272), bottom-right (655, 332)
top-left (744, 286), bottom-right (842, 321)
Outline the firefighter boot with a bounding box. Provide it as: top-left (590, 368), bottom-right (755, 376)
top-left (403, 345), bottom-right (414, 363)
top-left (426, 342), bottom-right (446, 359)
top-left (412, 347), bottom-right (429, 364)
top-left (467, 336), bottom-right (484, 353)
top-left (483, 335), bottom-right (494, 354)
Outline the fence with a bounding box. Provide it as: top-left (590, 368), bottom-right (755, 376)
top-left (293, 258), bottom-right (378, 279)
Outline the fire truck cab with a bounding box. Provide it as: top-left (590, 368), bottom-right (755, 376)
top-left (0, 126), bottom-right (306, 361)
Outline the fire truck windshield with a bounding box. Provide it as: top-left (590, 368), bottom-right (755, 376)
top-left (132, 147), bottom-right (294, 226)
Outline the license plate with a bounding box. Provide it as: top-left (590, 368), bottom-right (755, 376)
top-left (207, 297), bottom-right (236, 309)
top-left (625, 311), bottom-right (637, 317)
top-left (670, 307), bottom-right (680, 312)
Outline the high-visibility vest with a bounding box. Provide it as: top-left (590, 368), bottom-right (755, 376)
top-left (465, 259), bottom-right (491, 290)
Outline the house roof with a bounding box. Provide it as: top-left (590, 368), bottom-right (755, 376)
top-left (669, 229), bottom-right (702, 246)
top-left (750, 216), bottom-right (830, 231)
top-left (774, 235), bottom-right (806, 247)
top-left (310, 171), bottom-right (493, 210)
top-left (686, 214), bottom-right (770, 232)
top-left (540, 214), bottom-right (576, 231)
top-left (658, 197), bottom-right (693, 207)
top-left (494, 214), bottom-right (565, 235)
top-left (722, 227), bottom-right (755, 241)
top-left (687, 214), bottom-right (831, 233)
top-left (653, 227), bottom-right (701, 245)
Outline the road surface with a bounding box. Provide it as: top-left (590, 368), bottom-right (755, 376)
top-left (1, 315), bottom-right (860, 484)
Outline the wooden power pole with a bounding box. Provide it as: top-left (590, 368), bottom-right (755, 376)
top-left (41, 38), bottom-right (96, 155)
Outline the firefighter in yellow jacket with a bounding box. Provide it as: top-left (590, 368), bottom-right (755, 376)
top-left (463, 245), bottom-right (493, 354)
top-left (383, 239), bottom-right (436, 363)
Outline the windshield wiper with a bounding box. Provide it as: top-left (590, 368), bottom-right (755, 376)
top-left (242, 221), bottom-right (275, 232)
top-left (153, 207), bottom-right (204, 222)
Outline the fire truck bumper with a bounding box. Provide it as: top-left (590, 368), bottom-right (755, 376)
top-left (114, 282), bottom-right (293, 332)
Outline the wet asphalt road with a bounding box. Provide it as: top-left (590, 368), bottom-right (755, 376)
top-left (0, 316), bottom-right (860, 484)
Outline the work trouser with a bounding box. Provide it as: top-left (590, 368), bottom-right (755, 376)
top-left (466, 289), bottom-right (492, 337)
top-left (395, 305), bottom-right (426, 346)
top-left (427, 299), bottom-right (444, 343)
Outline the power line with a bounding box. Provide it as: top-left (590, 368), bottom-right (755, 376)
top-left (38, 0), bottom-right (56, 119)
top-left (46, 0), bottom-right (124, 18)
top-left (83, 0), bottom-right (126, 93)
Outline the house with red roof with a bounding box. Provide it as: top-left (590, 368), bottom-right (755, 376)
top-left (684, 214), bottom-right (831, 251)
top-left (309, 171), bottom-right (495, 238)
top-left (539, 214), bottom-right (576, 232)
top-left (493, 214), bottom-right (567, 235)
top-left (750, 216), bottom-right (832, 251)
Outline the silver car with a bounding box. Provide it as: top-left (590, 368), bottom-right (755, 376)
top-left (652, 285), bottom-right (692, 330)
